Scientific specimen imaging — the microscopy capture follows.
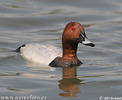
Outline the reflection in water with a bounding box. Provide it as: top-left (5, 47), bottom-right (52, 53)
top-left (59, 67), bottom-right (83, 97)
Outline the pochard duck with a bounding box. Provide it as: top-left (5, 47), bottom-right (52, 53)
top-left (16, 22), bottom-right (95, 67)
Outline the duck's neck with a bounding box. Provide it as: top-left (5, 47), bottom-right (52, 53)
top-left (62, 41), bottom-right (78, 59)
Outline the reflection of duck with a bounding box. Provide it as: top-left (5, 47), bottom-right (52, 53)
top-left (16, 22), bottom-right (95, 67)
top-left (59, 67), bottom-right (83, 97)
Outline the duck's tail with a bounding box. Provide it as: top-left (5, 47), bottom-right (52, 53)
top-left (15, 44), bottom-right (26, 53)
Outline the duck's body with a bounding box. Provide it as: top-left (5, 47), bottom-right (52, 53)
top-left (16, 44), bottom-right (61, 65)
top-left (16, 22), bottom-right (95, 67)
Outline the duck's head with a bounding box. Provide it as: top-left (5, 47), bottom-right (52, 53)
top-left (62, 22), bottom-right (95, 47)
top-left (49, 22), bottom-right (95, 67)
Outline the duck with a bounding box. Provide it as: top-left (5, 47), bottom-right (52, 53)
top-left (15, 22), bottom-right (95, 67)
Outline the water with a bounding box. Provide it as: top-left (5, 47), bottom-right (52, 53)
top-left (0, 0), bottom-right (122, 100)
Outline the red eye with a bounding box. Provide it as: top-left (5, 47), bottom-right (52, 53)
top-left (72, 28), bottom-right (75, 30)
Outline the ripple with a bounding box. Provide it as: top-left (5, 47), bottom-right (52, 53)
top-left (0, 72), bottom-right (23, 77)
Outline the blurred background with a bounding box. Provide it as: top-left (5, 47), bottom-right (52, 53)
top-left (0, 0), bottom-right (122, 100)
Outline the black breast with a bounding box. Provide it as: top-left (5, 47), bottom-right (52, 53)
top-left (49, 57), bottom-right (82, 67)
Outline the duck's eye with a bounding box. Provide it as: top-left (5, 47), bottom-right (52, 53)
top-left (72, 28), bottom-right (75, 30)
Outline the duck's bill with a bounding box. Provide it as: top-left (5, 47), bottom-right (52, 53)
top-left (77, 31), bottom-right (95, 47)
top-left (82, 38), bottom-right (95, 47)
